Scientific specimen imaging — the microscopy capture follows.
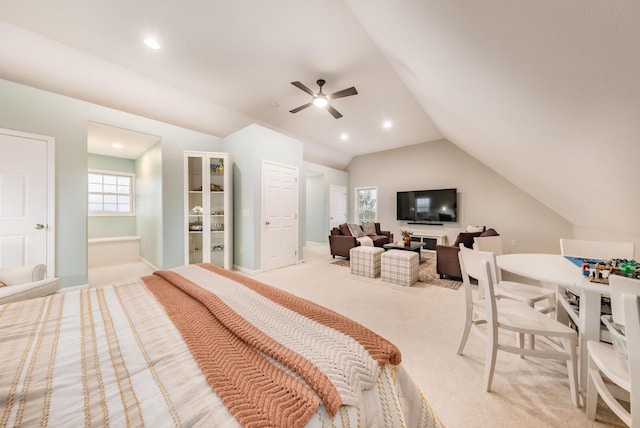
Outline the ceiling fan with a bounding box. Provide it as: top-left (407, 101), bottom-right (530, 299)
top-left (289, 79), bottom-right (358, 119)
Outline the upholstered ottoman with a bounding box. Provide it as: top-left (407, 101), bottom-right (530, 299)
top-left (350, 246), bottom-right (385, 278)
top-left (381, 250), bottom-right (419, 286)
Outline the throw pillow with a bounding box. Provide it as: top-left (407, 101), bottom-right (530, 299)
top-left (480, 228), bottom-right (499, 237)
top-left (465, 225), bottom-right (485, 233)
top-left (454, 231), bottom-right (482, 249)
top-left (0, 281), bottom-right (6, 287)
top-left (362, 222), bottom-right (377, 236)
top-left (347, 223), bottom-right (365, 238)
top-left (339, 223), bottom-right (351, 236)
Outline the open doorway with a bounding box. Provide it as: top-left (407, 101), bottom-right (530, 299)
top-left (86, 122), bottom-right (161, 287)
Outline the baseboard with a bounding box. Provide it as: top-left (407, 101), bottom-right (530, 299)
top-left (233, 265), bottom-right (263, 276)
top-left (59, 283), bottom-right (89, 292)
top-left (139, 257), bottom-right (158, 271)
top-left (305, 241), bottom-right (327, 247)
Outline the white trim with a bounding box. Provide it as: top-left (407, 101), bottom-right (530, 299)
top-left (87, 236), bottom-right (140, 244)
top-left (0, 128), bottom-right (56, 277)
top-left (139, 256), bottom-right (158, 271)
top-left (233, 264), bottom-right (263, 276)
top-left (58, 283), bottom-right (89, 292)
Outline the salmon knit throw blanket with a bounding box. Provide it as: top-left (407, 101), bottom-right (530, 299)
top-left (142, 263), bottom-right (400, 428)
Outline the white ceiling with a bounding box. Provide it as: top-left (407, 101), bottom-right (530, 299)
top-left (0, 0), bottom-right (638, 235)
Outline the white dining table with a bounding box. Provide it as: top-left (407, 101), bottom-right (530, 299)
top-left (496, 253), bottom-right (609, 395)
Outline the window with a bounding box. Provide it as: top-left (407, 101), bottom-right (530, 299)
top-left (416, 196), bottom-right (431, 214)
top-left (88, 170), bottom-right (134, 216)
top-left (355, 186), bottom-right (377, 223)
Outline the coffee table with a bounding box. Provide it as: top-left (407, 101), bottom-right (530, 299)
top-left (383, 242), bottom-right (423, 261)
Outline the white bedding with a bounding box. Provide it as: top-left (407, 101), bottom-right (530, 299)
top-left (0, 265), bottom-right (443, 427)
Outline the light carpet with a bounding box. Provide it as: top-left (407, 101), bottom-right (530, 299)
top-left (330, 251), bottom-right (461, 290)
top-left (253, 244), bottom-right (622, 428)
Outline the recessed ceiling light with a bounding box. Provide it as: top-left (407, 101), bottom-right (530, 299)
top-left (382, 120), bottom-right (393, 129)
top-left (144, 37), bottom-right (161, 50)
top-left (340, 133), bottom-right (349, 141)
top-left (111, 143), bottom-right (123, 149)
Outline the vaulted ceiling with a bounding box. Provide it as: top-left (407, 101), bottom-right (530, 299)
top-left (0, 0), bottom-right (638, 235)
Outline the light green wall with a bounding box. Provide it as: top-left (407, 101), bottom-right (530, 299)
top-left (135, 142), bottom-right (163, 268)
top-left (222, 124), bottom-right (304, 271)
top-left (88, 153), bottom-right (136, 173)
top-left (305, 175), bottom-right (324, 242)
top-left (303, 161), bottom-right (349, 244)
top-left (87, 153), bottom-right (137, 239)
top-left (0, 78), bottom-right (220, 286)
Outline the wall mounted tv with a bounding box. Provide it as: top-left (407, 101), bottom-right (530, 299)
top-left (396, 188), bottom-right (458, 224)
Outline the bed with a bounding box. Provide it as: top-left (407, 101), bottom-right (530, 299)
top-left (0, 263), bottom-right (442, 427)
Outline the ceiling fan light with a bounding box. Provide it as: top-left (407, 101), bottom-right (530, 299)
top-left (313, 97), bottom-right (328, 108)
top-left (143, 37), bottom-right (161, 50)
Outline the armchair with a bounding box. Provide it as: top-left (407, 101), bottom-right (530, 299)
top-left (436, 227), bottom-right (499, 279)
top-left (0, 264), bottom-right (60, 305)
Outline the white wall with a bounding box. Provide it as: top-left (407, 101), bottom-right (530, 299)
top-left (347, 139), bottom-right (573, 254)
top-left (573, 225), bottom-right (640, 260)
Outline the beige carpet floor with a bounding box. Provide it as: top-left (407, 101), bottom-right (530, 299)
top-left (330, 251), bottom-right (462, 289)
top-left (253, 244), bottom-right (623, 428)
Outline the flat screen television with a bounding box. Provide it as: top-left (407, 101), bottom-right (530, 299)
top-left (396, 188), bottom-right (457, 223)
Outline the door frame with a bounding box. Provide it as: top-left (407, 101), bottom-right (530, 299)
top-left (261, 160), bottom-right (299, 272)
top-left (0, 127), bottom-right (56, 275)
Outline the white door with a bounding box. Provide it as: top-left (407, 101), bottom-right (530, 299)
top-left (329, 184), bottom-right (347, 229)
top-left (262, 161), bottom-right (298, 271)
top-left (0, 128), bottom-right (55, 271)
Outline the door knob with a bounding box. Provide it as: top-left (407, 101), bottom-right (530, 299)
top-left (35, 224), bottom-right (45, 230)
top-left (265, 221), bottom-right (270, 226)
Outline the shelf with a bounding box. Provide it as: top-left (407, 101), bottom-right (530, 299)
top-left (557, 294), bottom-right (580, 327)
top-left (185, 151), bottom-right (230, 269)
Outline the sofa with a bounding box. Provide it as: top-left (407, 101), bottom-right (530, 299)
top-left (329, 222), bottom-right (393, 259)
top-left (0, 264), bottom-right (60, 305)
top-left (436, 227), bottom-right (499, 279)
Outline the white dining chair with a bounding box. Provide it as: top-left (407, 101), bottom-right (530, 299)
top-left (586, 275), bottom-right (640, 427)
top-left (560, 238), bottom-right (635, 260)
top-left (473, 236), bottom-right (555, 314)
top-left (457, 246), bottom-right (579, 407)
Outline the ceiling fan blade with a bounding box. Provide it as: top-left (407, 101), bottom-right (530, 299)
top-left (291, 81), bottom-right (315, 96)
top-left (328, 86), bottom-right (358, 100)
top-left (326, 105), bottom-right (343, 119)
top-left (289, 102), bottom-right (313, 114)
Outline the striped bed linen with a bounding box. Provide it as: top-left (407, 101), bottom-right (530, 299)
top-left (0, 264), bottom-right (443, 427)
